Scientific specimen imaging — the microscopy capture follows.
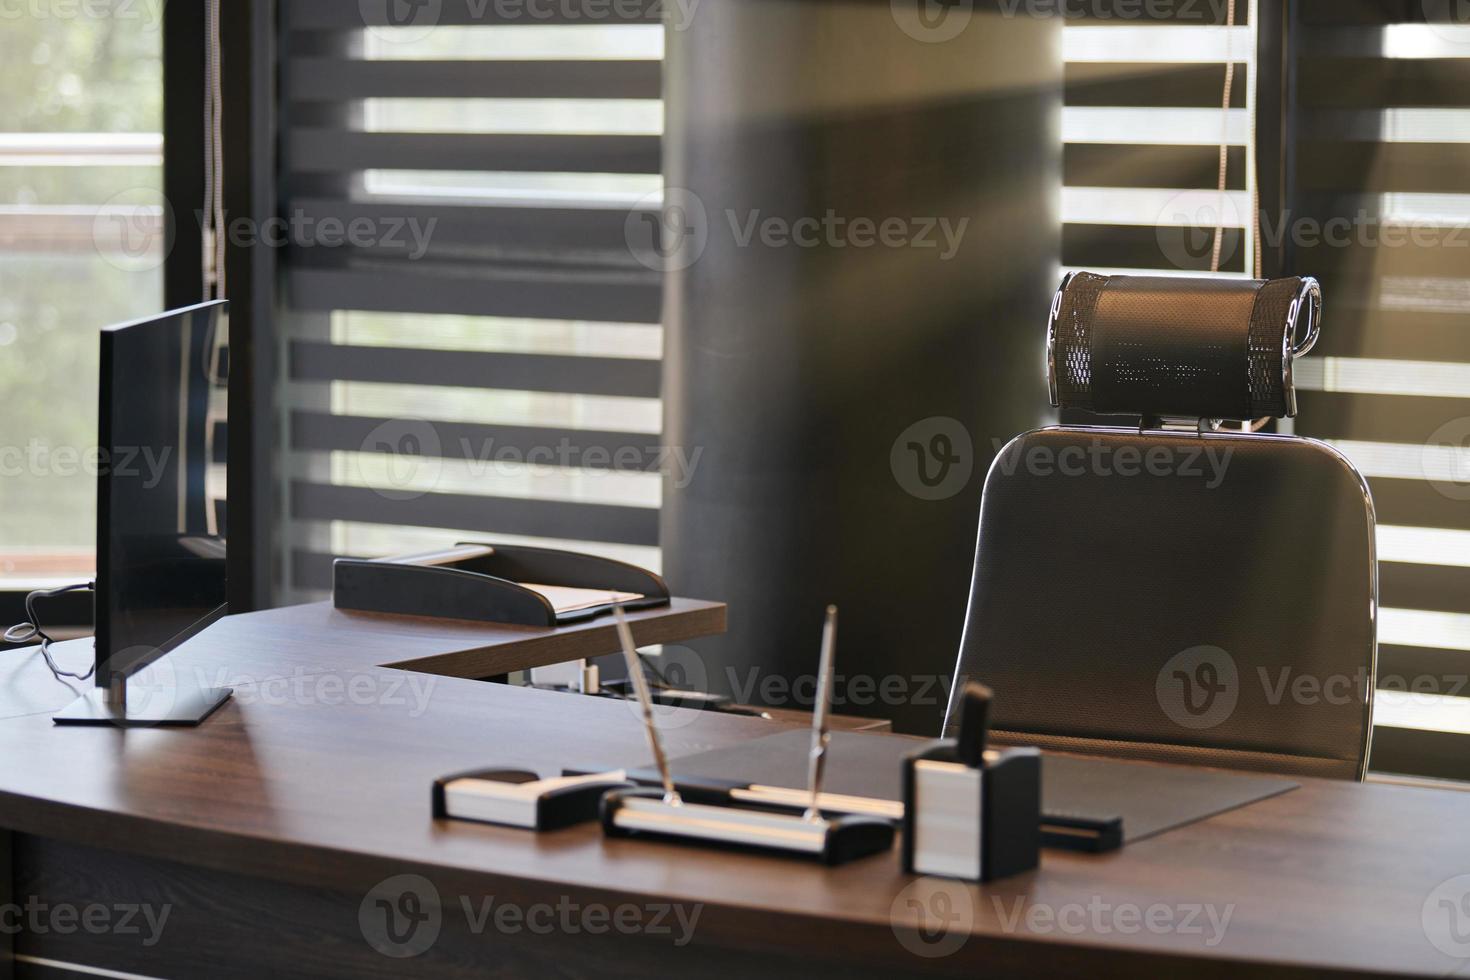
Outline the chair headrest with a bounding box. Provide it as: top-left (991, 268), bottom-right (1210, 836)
top-left (1047, 272), bottom-right (1321, 421)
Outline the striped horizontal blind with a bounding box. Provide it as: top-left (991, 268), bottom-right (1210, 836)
top-left (281, 0), bottom-right (665, 598)
top-left (1062, 3), bottom-right (1255, 277)
top-left (1289, 0), bottom-right (1470, 748)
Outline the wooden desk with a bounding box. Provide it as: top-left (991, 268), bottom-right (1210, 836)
top-left (2, 606), bottom-right (1469, 979)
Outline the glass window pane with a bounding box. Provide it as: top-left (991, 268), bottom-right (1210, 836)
top-left (0, 13), bottom-right (162, 587)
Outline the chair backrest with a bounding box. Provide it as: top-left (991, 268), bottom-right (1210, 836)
top-left (944, 273), bottom-right (1377, 780)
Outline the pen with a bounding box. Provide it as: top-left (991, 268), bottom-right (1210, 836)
top-left (803, 605), bottom-right (839, 823)
top-left (613, 604), bottom-right (682, 806)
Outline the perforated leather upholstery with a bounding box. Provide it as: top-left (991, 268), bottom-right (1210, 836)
top-left (1053, 273), bottom-right (1306, 420)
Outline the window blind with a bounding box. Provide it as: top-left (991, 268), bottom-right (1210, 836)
top-left (280, 0), bottom-right (665, 598)
top-left (1290, 0), bottom-right (1470, 758)
top-left (1062, 3), bottom-right (1255, 278)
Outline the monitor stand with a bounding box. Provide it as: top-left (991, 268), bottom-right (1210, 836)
top-left (54, 680), bottom-right (233, 727)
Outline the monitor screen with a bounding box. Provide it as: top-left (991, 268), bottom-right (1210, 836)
top-left (95, 301), bottom-right (228, 687)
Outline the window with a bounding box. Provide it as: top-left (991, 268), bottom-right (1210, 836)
top-left (0, 6), bottom-right (163, 590)
top-left (1289, 0), bottom-right (1470, 772)
top-left (1062, 6), bottom-right (1255, 280)
top-left (279, 7), bottom-right (664, 601)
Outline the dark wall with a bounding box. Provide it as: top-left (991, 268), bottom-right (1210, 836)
top-left (660, 0), bottom-right (1063, 733)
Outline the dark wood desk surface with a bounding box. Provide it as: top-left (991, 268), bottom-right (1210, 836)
top-left (2, 607), bottom-right (1470, 978)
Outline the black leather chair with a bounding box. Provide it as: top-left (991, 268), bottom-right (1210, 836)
top-left (944, 273), bottom-right (1377, 780)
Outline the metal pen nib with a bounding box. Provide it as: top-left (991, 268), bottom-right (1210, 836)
top-left (614, 604), bottom-right (682, 807)
top-left (803, 605), bottom-right (839, 823)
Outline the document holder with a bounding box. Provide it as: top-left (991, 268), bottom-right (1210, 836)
top-left (902, 741), bottom-right (1041, 882)
top-left (333, 543), bottom-right (670, 626)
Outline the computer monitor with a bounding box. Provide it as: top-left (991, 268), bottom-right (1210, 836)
top-left (54, 300), bottom-right (234, 726)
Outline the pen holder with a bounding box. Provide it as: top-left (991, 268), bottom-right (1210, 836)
top-left (901, 741), bottom-right (1040, 882)
top-left (601, 787), bottom-right (896, 865)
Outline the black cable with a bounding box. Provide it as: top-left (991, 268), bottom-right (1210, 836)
top-left (4, 582), bottom-right (95, 682)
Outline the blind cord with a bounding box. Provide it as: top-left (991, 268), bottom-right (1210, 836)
top-left (203, 0), bottom-right (226, 300)
top-left (1249, 0), bottom-right (1263, 280)
top-left (4, 583), bottom-right (96, 683)
top-left (201, 0), bottom-right (214, 299)
top-left (1210, 0), bottom-right (1238, 275)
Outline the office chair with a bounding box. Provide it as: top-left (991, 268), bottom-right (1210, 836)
top-left (944, 273), bottom-right (1377, 780)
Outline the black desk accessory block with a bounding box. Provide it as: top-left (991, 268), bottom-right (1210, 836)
top-left (600, 605), bottom-right (896, 865)
top-left (902, 742), bottom-right (1041, 881)
top-left (434, 768), bottom-right (634, 831)
top-left (333, 542), bottom-right (670, 626)
top-left (1040, 811), bottom-right (1124, 853)
top-left (902, 682), bottom-right (1041, 881)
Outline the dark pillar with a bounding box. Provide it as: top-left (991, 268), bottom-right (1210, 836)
top-left (659, 0), bottom-right (1062, 733)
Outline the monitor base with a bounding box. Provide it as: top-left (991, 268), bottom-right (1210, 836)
top-left (54, 685), bottom-right (234, 727)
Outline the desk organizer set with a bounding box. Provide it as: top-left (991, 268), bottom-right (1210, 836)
top-left (432, 599), bottom-right (1043, 880)
top-left (363, 544), bottom-right (1040, 876)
